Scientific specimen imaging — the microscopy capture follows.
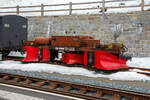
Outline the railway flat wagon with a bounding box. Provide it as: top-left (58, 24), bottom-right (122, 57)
top-left (22, 36), bottom-right (130, 71)
top-left (0, 15), bottom-right (27, 56)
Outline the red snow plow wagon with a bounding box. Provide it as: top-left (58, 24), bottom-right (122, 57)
top-left (22, 36), bottom-right (131, 71)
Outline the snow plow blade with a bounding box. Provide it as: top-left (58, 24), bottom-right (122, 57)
top-left (94, 51), bottom-right (128, 70)
top-left (22, 46), bottom-right (39, 62)
top-left (61, 53), bottom-right (84, 64)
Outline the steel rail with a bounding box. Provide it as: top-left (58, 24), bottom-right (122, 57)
top-left (129, 67), bottom-right (150, 72)
top-left (0, 72), bottom-right (149, 100)
top-left (129, 67), bottom-right (150, 77)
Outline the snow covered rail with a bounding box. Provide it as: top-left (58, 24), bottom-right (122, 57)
top-left (129, 67), bottom-right (150, 77)
top-left (129, 67), bottom-right (150, 72)
top-left (0, 0), bottom-right (148, 16)
top-left (0, 72), bottom-right (150, 100)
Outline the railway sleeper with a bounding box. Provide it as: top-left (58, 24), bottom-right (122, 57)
top-left (23, 79), bottom-right (32, 84)
top-left (93, 91), bottom-right (103, 97)
top-left (61, 86), bottom-right (72, 91)
top-left (2, 75), bottom-right (9, 80)
top-left (11, 77), bottom-right (20, 82)
top-left (77, 88), bottom-right (87, 94)
top-left (112, 93), bottom-right (121, 100)
top-left (35, 81), bottom-right (45, 87)
top-left (48, 82), bottom-right (58, 89)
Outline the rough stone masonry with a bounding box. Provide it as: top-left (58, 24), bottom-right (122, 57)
top-left (27, 11), bottom-right (150, 57)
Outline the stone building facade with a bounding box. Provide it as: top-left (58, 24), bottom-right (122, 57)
top-left (27, 11), bottom-right (150, 57)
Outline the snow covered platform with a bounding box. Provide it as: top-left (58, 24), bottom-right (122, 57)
top-left (0, 58), bottom-right (150, 94)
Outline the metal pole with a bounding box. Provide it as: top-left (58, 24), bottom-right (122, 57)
top-left (141, 0), bottom-right (144, 11)
top-left (69, 2), bottom-right (72, 15)
top-left (41, 4), bottom-right (44, 16)
top-left (102, 0), bottom-right (105, 14)
top-left (16, 5), bottom-right (19, 14)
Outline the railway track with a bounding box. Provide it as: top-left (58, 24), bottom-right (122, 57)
top-left (0, 72), bottom-right (150, 100)
top-left (129, 67), bottom-right (150, 77)
top-left (129, 67), bottom-right (150, 72)
top-left (2, 56), bottom-right (150, 99)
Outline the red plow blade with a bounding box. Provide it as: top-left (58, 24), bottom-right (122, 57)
top-left (22, 46), bottom-right (39, 62)
top-left (94, 51), bottom-right (128, 70)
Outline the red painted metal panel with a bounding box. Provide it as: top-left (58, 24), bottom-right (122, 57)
top-left (61, 53), bottom-right (84, 64)
top-left (94, 51), bottom-right (128, 70)
top-left (84, 52), bottom-right (88, 66)
top-left (22, 46), bottom-right (39, 62)
top-left (42, 49), bottom-right (50, 62)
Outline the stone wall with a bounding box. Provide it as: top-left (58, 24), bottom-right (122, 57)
top-left (27, 12), bottom-right (150, 57)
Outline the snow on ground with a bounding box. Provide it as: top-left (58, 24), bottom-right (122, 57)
top-left (0, 0), bottom-right (150, 16)
top-left (127, 57), bottom-right (150, 69)
top-left (2, 52), bottom-right (150, 81)
top-left (0, 60), bottom-right (150, 81)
